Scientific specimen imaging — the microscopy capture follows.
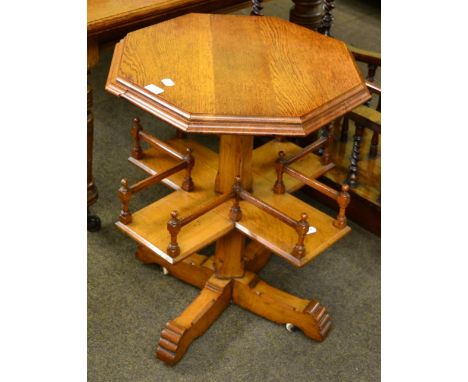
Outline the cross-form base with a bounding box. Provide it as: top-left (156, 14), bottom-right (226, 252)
top-left (136, 244), bottom-right (331, 365)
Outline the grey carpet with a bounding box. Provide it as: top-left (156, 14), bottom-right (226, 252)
top-left (88, 1), bottom-right (381, 380)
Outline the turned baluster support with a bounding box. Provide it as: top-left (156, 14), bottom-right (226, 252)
top-left (273, 151), bottom-right (286, 194)
top-left (250, 0), bottom-right (263, 16)
top-left (118, 178), bottom-right (132, 224)
top-left (167, 210), bottom-right (181, 257)
top-left (182, 148), bottom-right (195, 192)
top-left (230, 176), bottom-right (242, 222)
top-left (292, 213), bottom-right (309, 258)
top-left (347, 125), bottom-right (364, 188)
top-left (333, 184), bottom-right (350, 229)
top-left (131, 117), bottom-right (143, 159)
top-left (320, 0), bottom-right (335, 36)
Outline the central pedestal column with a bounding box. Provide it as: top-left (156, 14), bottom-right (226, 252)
top-left (214, 135), bottom-right (253, 279)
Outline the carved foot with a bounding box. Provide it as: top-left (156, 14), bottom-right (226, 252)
top-left (156, 276), bottom-right (233, 365)
top-left (233, 272), bottom-right (331, 341)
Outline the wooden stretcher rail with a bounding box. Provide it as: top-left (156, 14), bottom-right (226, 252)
top-left (129, 161), bottom-right (187, 194)
top-left (239, 190), bottom-right (297, 228)
top-left (283, 166), bottom-right (339, 200)
top-left (139, 130), bottom-right (185, 161)
top-left (231, 177), bottom-right (310, 259)
top-left (273, 147), bottom-right (351, 229)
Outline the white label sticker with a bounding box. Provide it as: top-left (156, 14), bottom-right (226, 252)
top-left (161, 78), bottom-right (175, 87)
top-left (307, 226), bottom-right (317, 235)
top-left (144, 84), bottom-right (164, 95)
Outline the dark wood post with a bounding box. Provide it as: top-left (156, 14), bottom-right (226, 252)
top-left (347, 125), bottom-right (364, 188)
top-left (131, 117), bottom-right (143, 159)
top-left (333, 184), bottom-right (350, 229)
top-left (230, 176), bottom-right (242, 222)
top-left (182, 148), bottom-right (195, 192)
top-left (273, 151), bottom-right (286, 194)
top-left (320, 0), bottom-right (335, 36)
top-left (292, 213), bottom-right (309, 258)
top-left (167, 210), bottom-right (181, 257)
top-left (118, 178), bottom-right (132, 224)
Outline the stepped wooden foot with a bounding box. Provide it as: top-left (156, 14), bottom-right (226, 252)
top-left (156, 276), bottom-right (233, 365)
top-left (233, 272), bottom-right (331, 341)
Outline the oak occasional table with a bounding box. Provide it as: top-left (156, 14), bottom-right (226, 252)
top-left (106, 13), bottom-right (370, 365)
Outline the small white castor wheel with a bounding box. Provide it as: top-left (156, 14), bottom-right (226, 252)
top-left (162, 267), bottom-right (169, 275)
top-left (285, 323), bottom-right (295, 332)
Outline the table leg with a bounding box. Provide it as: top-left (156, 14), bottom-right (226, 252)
top-left (156, 276), bottom-right (233, 365)
top-left (233, 272), bottom-right (331, 341)
top-left (87, 79), bottom-right (101, 232)
top-left (289, 0), bottom-right (324, 31)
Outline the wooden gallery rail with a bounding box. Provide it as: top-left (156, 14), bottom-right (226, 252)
top-left (161, 175), bottom-right (317, 262)
top-left (118, 118), bottom-right (194, 224)
top-left (273, 132), bottom-right (351, 229)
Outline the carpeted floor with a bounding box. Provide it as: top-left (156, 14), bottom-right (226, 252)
top-left (88, 1), bottom-right (381, 380)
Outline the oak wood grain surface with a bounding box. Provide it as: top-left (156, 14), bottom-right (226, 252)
top-left (106, 13), bottom-right (370, 135)
top-left (87, 0), bottom-right (249, 41)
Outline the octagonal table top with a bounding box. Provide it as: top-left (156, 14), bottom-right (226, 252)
top-left (106, 13), bottom-right (370, 136)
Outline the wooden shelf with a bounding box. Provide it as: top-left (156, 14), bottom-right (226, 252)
top-left (122, 137), bottom-right (350, 267)
top-left (236, 176), bottom-right (351, 267)
top-left (116, 188), bottom-right (234, 264)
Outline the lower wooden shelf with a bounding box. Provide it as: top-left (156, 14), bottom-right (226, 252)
top-left (117, 137), bottom-right (351, 267)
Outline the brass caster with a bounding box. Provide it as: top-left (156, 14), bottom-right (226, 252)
top-left (162, 267), bottom-right (169, 275)
top-left (285, 323), bottom-right (296, 332)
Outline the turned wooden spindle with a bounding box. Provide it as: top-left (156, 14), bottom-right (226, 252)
top-left (118, 178), bottom-right (132, 224)
top-left (321, 124), bottom-right (333, 165)
top-left (334, 184), bottom-right (350, 229)
top-left (320, 0), bottom-right (335, 36)
top-left (167, 210), bottom-right (181, 257)
top-left (369, 131), bottom-right (379, 158)
top-left (292, 213), bottom-right (309, 258)
top-left (250, 0), bottom-right (263, 16)
top-left (182, 148), bottom-right (195, 192)
top-left (230, 176), bottom-right (242, 222)
top-left (273, 151), bottom-right (286, 194)
top-left (131, 117), bottom-right (143, 159)
top-left (347, 125), bottom-right (364, 188)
